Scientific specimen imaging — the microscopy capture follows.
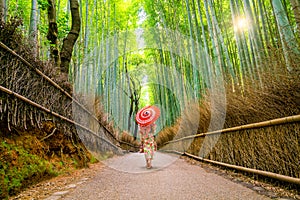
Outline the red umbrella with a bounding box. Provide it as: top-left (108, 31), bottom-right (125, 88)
top-left (136, 105), bottom-right (160, 127)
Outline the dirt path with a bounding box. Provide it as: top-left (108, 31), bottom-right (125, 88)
top-left (12, 152), bottom-right (299, 200)
top-left (44, 152), bottom-right (272, 200)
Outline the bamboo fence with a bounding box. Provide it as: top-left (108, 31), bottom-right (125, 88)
top-left (0, 41), bottom-right (122, 154)
top-left (0, 41), bottom-right (117, 141)
top-left (161, 115), bottom-right (300, 185)
top-left (0, 85), bottom-right (119, 150)
top-left (164, 114), bottom-right (300, 144)
top-left (164, 150), bottom-right (300, 185)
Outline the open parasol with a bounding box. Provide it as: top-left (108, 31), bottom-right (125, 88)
top-left (135, 105), bottom-right (160, 127)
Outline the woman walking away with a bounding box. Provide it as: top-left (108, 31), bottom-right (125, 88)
top-left (136, 105), bottom-right (160, 169)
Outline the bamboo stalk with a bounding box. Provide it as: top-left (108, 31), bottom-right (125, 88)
top-left (17, 102), bottom-right (21, 127)
top-left (164, 114), bottom-right (300, 145)
top-left (13, 100), bottom-right (17, 126)
top-left (11, 100), bottom-right (15, 126)
top-left (23, 106), bottom-right (27, 130)
top-left (34, 108), bottom-right (40, 129)
top-left (0, 98), bottom-right (2, 113)
top-left (40, 128), bottom-right (57, 141)
top-left (7, 111), bottom-right (11, 131)
top-left (30, 109), bottom-right (34, 126)
top-left (0, 85), bottom-right (120, 150)
top-left (4, 98), bottom-right (7, 113)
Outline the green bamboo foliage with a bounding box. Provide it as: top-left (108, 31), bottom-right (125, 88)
top-left (272, 0), bottom-right (300, 71)
top-left (2, 0), bottom-right (299, 134)
top-left (203, 0), bottom-right (222, 79)
top-left (243, 0), bottom-right (264, 86)
top-left (230, 0), bottom-right (247, 87)
top-left (185, 0), bottom-right (199, 98)
top-left (197, 0), bottom-right (213, 89)
top-left (208, 0), bottom-right (236, 81)
top-left (257, 0), bottom-right (270, 56)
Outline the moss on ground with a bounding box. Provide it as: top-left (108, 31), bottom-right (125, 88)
top-left (0, 124), bottom-right (92, 199)
top-left (0, 140), bottom-right (57, 199)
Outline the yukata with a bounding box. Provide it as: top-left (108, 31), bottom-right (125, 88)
top-left (139, 123), bottom-right (156, 160)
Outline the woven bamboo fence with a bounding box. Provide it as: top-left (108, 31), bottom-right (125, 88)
top-left (162, 115), bottom-right (300, 184)
top-left (0, 41), bottom-right (122, 155)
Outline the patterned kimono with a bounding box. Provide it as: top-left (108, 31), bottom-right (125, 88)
top-left (139, 123), bottom-right (156, 160)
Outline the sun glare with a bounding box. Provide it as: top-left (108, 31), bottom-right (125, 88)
top-left (234, 17), bottom-right (249, 32)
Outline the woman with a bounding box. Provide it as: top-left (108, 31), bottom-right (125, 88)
top-left (139, 123), bottom-right (157, 168)
top-left (136, 105), bottom-right (160, 169)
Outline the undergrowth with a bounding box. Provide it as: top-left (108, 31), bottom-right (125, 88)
top-left (0, 140), bottom-right (57, 199)
top-left (0, 122), bottom-right (94, 199)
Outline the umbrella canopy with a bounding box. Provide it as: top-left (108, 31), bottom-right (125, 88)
top-left (136, 105), bottom-right (160, 127)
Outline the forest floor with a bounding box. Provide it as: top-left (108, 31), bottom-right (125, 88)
top-left (10, 152), bottom-right (300, 200)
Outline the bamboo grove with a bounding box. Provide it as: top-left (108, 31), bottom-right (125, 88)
top-left (0, 0), bottom-right (299, 138)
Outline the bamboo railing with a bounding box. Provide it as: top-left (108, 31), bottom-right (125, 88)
top-left (161, 115), bottom-right (300, 185)
top-left (0, 85), bottom-right (120, 150)
top-left (163, 150), bottom-right (300, 185)
top-left (164, 114), bottom-right (300, 145)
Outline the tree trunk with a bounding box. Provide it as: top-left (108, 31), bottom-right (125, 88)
top-left (208, 0), bottom-right (235, 80)
top-left (84, 0), bottom-right (89, 56)
top-left (290, 0), bottom-right (300, 36)
top-left (185, 0), bottom-right (198, 98)
top-left (60, 0), bottom-right (81, 73)
top-left (47, 0), bottom-right (60, 66)
top-left (0, 0), bottom-right (5, 22)
top-left (29, 0), bottom-right (38, 57)
top-left (133, 95), bottom-right (140, 139)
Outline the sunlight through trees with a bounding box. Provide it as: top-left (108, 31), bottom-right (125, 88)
top-left (2, 0), bottom-right (299, 136)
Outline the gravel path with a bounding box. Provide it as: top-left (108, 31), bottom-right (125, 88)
top-left (50, 152), bottom-right (271, 200)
